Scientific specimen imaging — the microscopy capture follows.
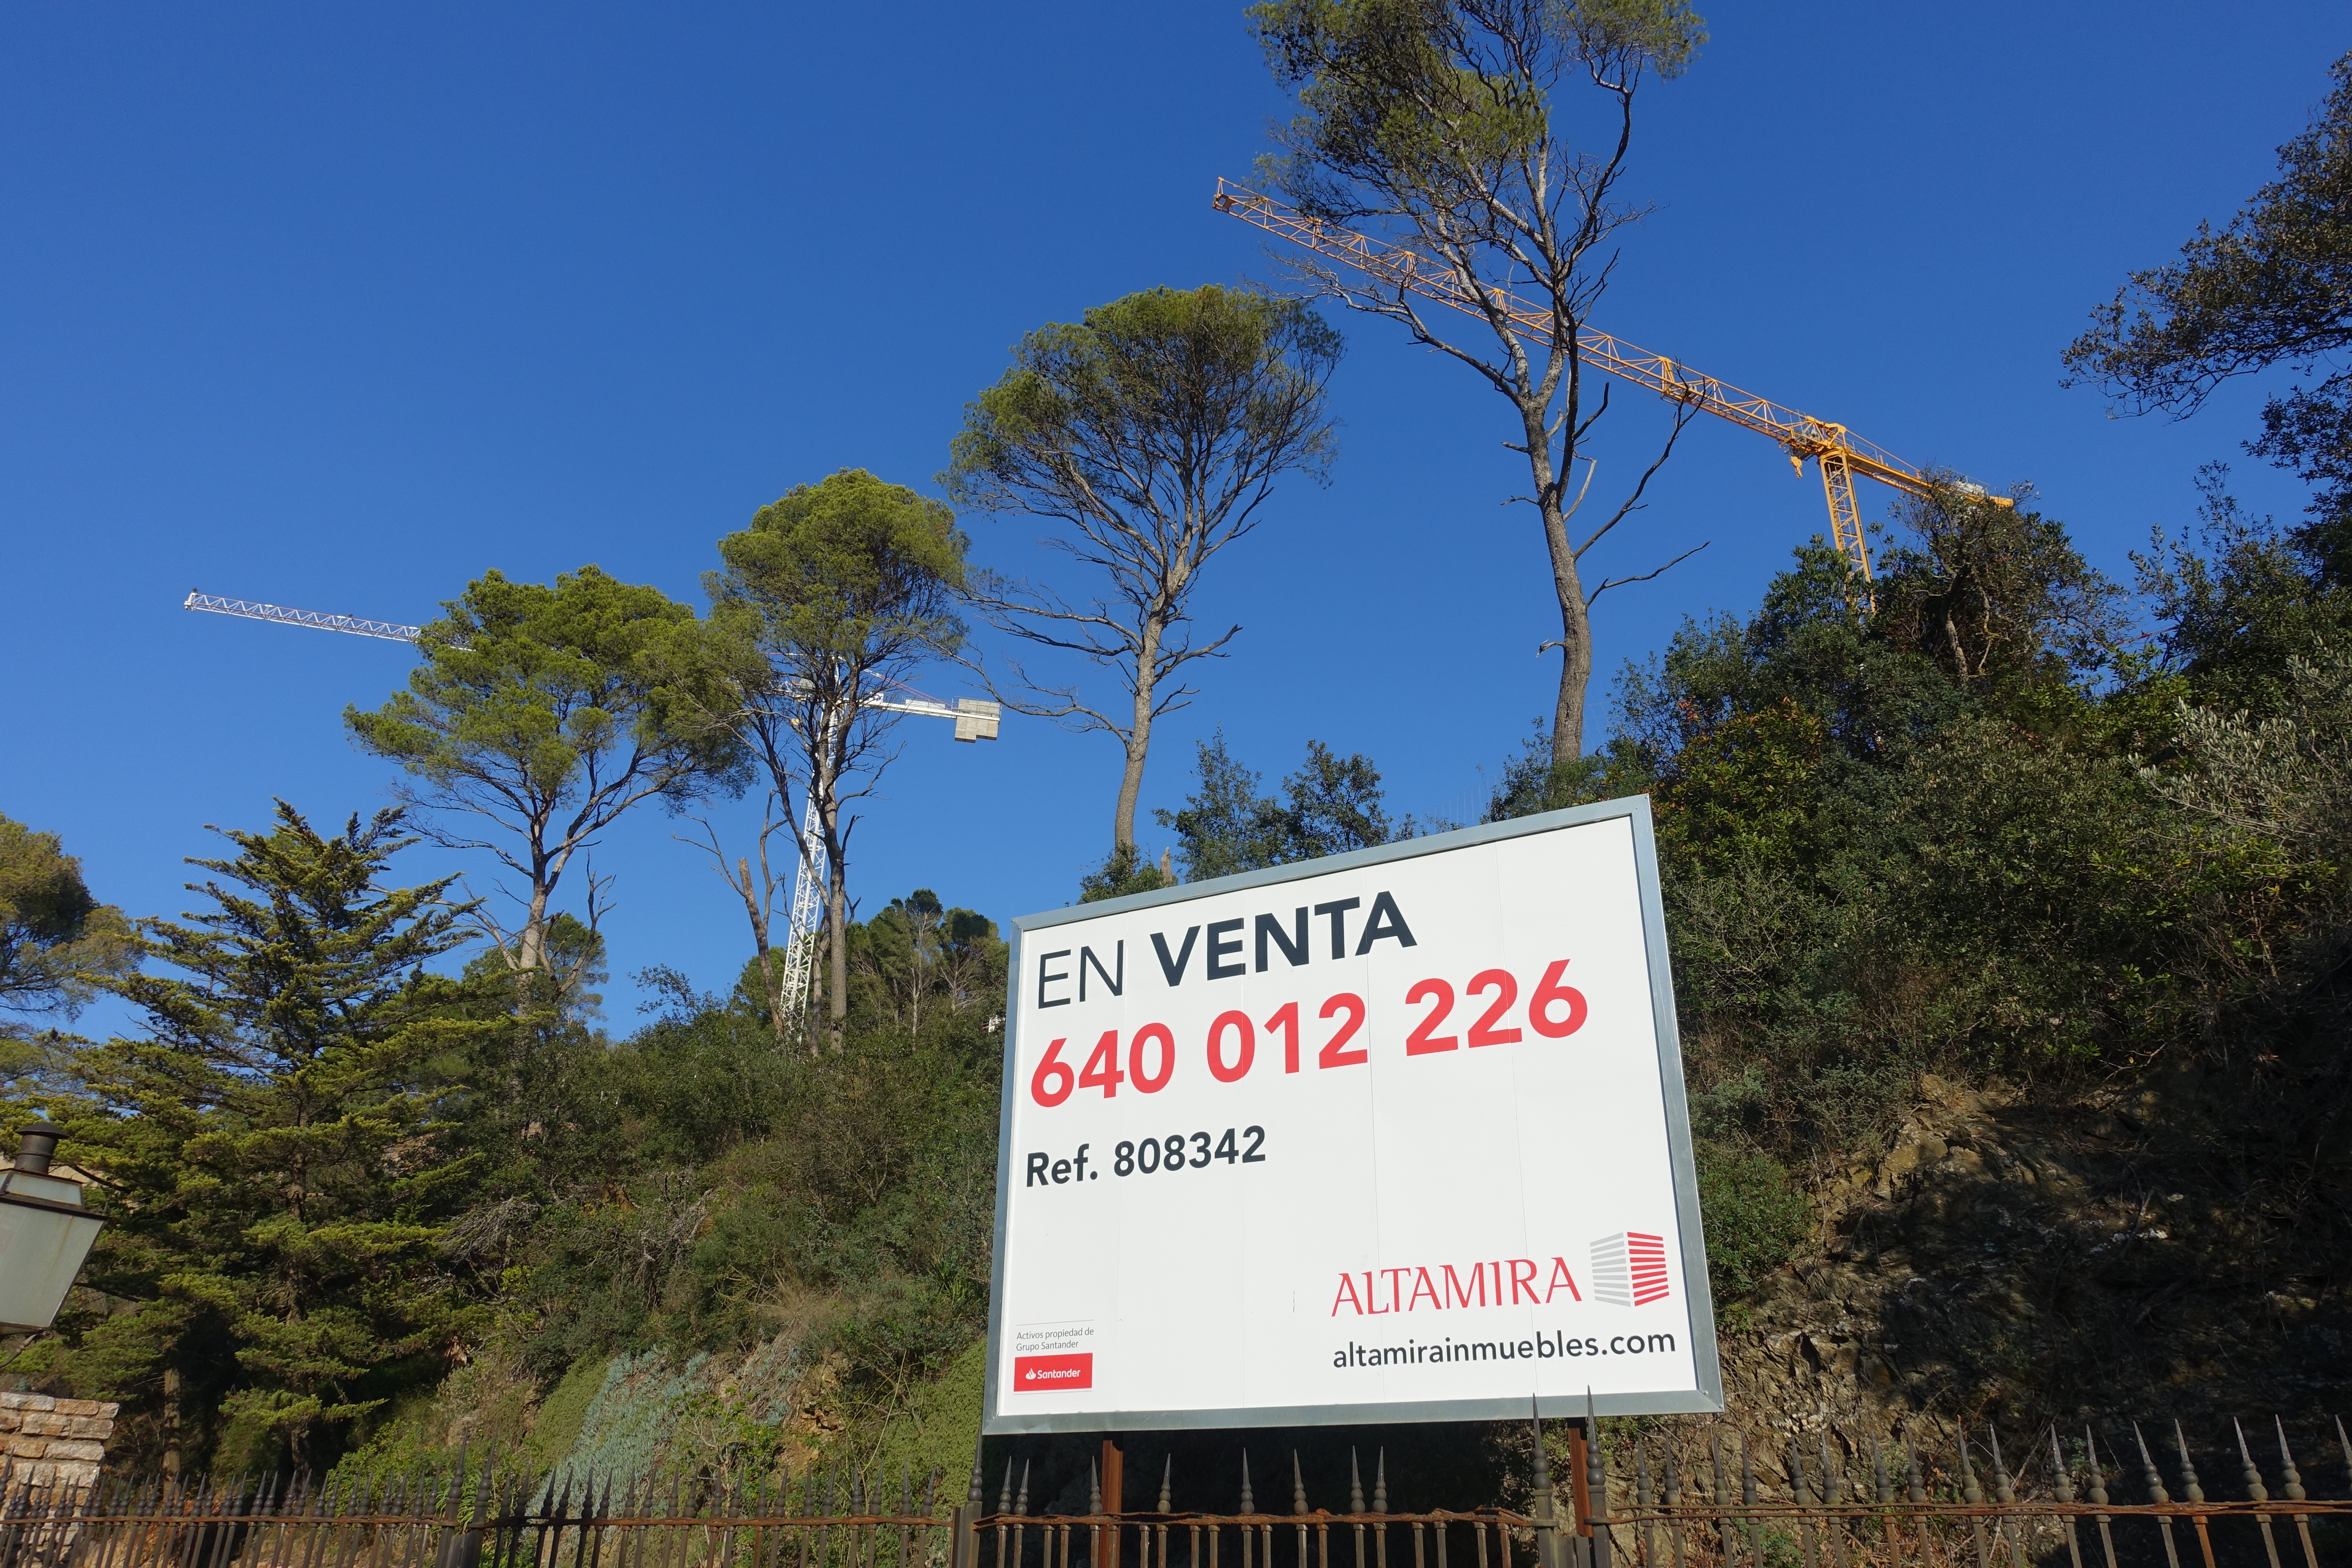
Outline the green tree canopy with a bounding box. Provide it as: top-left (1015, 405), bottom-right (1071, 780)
top-left (0, 814), bottom-right (136, 1025)
top-left (703, 469), bottom-right (969, 1044)
top-left (945, 284), bottom-right (1341, 854)
top-left (461, 912), bottom-right (607, 1023)
top-left (845, 889), bottom-right (1007, 1035)
top-left (346, 566), bottom-right (744, 1020)
top-left (1154, 729), bottom-right (1410, 881)
top-left (2064, 52), bottom-right (2352, 580)
top-left (47, 805), bottom-right (494, 1475)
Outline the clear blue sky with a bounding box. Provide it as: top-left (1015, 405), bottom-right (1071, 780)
top-left (5, 2), bottom-right (2342, 1029)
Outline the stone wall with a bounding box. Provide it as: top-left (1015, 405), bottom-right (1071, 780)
top-left (0, 1390), bottom-right (118, 1494)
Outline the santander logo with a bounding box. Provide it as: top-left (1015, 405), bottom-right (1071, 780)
top-left (1589, 1232), bottom-right (1671, 1307)
top-left (1012, 1353), bottom-right (1093, 1391)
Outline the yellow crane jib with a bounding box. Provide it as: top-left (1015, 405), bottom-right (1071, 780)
top-left (1210, 180), bottom-right (2012, 599)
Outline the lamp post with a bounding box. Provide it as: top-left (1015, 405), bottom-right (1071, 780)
top-left (0, 1122), bottom-right (104, 1333)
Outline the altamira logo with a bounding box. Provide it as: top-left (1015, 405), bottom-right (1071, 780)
top-left (1330, 1257), bottom-right (1581, 1316)
top-left (1589, 1232), bottom-right (1670, 1307)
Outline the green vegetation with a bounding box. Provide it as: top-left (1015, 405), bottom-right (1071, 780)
top-left (1689, 1143), bottom-right (1809, 1316)
top-left (1073, 730), bottom-right (1414, 902)
top-left (8, 817), bottom-right (1003, 1479)
top-left (1471, 481), bottom-right (2352, 1363)
top-left (8, 472), bottom-right (1000, 1482)
top-left (1155, 731), bottom-right (1412, 880)
top-left (2064, 55), bottom-right (2352, 578)
top-left (0, 815), bottom-right (135, 1097)
top-left (44, 806), bottom-right (494, 1472)
top-left (22, 469), bottom-right (2352, 1470)
top-left (7, 31), bottom-right (2352, 1496)
top-left (0, 815), bottom-right (135, 1025)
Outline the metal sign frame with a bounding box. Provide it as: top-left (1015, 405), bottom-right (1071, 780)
top-left (980, 794), bottom-right (1724, 1433)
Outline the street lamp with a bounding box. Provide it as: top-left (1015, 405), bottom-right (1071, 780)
top-left (0, 1122), bottom-right (104, 1333)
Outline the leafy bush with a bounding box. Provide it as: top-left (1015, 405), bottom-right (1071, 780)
top-left (1692, 1141), bottom-right (1811, 1306)
top-left (497, 953), bottom-right (1001, 1424)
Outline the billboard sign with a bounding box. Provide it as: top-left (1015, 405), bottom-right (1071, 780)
top-left (982, 796), bottom-right (1721, 1432)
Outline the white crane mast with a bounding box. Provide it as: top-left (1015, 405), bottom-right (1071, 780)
top-left (778, 785), bottom-right (830, 1034)
top-left (185, 589), bottom-right (1000, 1030)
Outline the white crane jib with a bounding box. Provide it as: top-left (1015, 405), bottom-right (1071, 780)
top-left (184, 590), bottom-right (1002, 1025)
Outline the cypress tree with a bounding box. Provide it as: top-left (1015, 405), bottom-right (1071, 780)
top-left (49, 803), bottom-right (494, 1475)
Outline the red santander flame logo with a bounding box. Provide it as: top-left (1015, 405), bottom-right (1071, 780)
top-left (1012, 1353), bottom-right (1093, 1391)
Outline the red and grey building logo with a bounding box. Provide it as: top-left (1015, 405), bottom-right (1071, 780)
top-left (1588, 1232), bottom-right (1670, 1307)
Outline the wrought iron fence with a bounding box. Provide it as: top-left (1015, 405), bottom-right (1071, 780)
top-left (1584, 1415), bottom-right (2352, 1568)
top-left (6, 1415), bottom-right (2352, 1568)
top-left (0, 1460), bottom-right (956, 1568)
top-left (968, 1415), bottom-right (2352, 1568)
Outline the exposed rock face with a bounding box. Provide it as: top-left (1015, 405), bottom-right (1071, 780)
top-left (0, 1390), bottom-right (119, 1494)
top-left (1715, 1068), bottom-right (2351, 1469)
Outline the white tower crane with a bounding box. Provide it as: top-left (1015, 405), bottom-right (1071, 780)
top-left (184, 589), bottom-right (1001, 1026)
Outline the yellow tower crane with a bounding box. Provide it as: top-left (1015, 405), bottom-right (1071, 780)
top-left (1213, 180), bottom-right (2009, 600)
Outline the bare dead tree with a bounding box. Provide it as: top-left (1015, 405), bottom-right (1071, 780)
top-left (675, 795), bottom-right (794, 1041)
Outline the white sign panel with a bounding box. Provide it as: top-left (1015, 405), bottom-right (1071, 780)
top-left (981, 797), bottom-right (1722, 1432)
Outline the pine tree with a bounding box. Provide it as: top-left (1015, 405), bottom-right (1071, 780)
top-left (46, 803), bottom-right (494, 1475)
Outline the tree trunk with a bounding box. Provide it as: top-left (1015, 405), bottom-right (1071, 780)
top-left (160, 1366), bottom-right (181, 1482)
top-left (819, 773), bottom-right (848, 1050)
top-left (511, 964), bottom-right (536, 1055)
top-left (517, 877), bottom-right (551, 975)
top-left (1543, 500), bottom-right (1594, 766)
top-left (1114, 616), bottom-right (1165, 848)
top-left (1114, 735), bottom-right (1151, 850)
top-left (741, 855), bottom-right (790, 1041)
top-left (513, 879), bottom-right (554, 1052)
top-left (1525, 387), bottom-right (1592, 766)
top-left (826, 863), bottom-right (848, 1045)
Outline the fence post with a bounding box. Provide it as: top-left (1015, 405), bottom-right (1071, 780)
top-left (2086, 1431), bottom-right (2121, 1568)
top-left (2050, 1431), bottom-right (2084, 1568)
top-left (1582, 1400), bottom-right (1611, 1568)
top-left (1239, 1450), bottom-right (1256, 1568)
top-left (954, 1443), bottom-right (985, 1568)
top-left (2132, 1424), bottom-right (2183, 1568)
top-left (2273, 1419), bottom-right (2317, 1568)
top-left (1789, 1439), bottom-right (1818, 1568)
top-left (1290, 1453), bottom-right (1310, 1568)
top-left (1528, 1416), bottom-right (1562, 1568)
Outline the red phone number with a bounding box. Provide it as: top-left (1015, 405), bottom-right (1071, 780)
top-left (1027, 960), bottom-right (1588, 1108)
